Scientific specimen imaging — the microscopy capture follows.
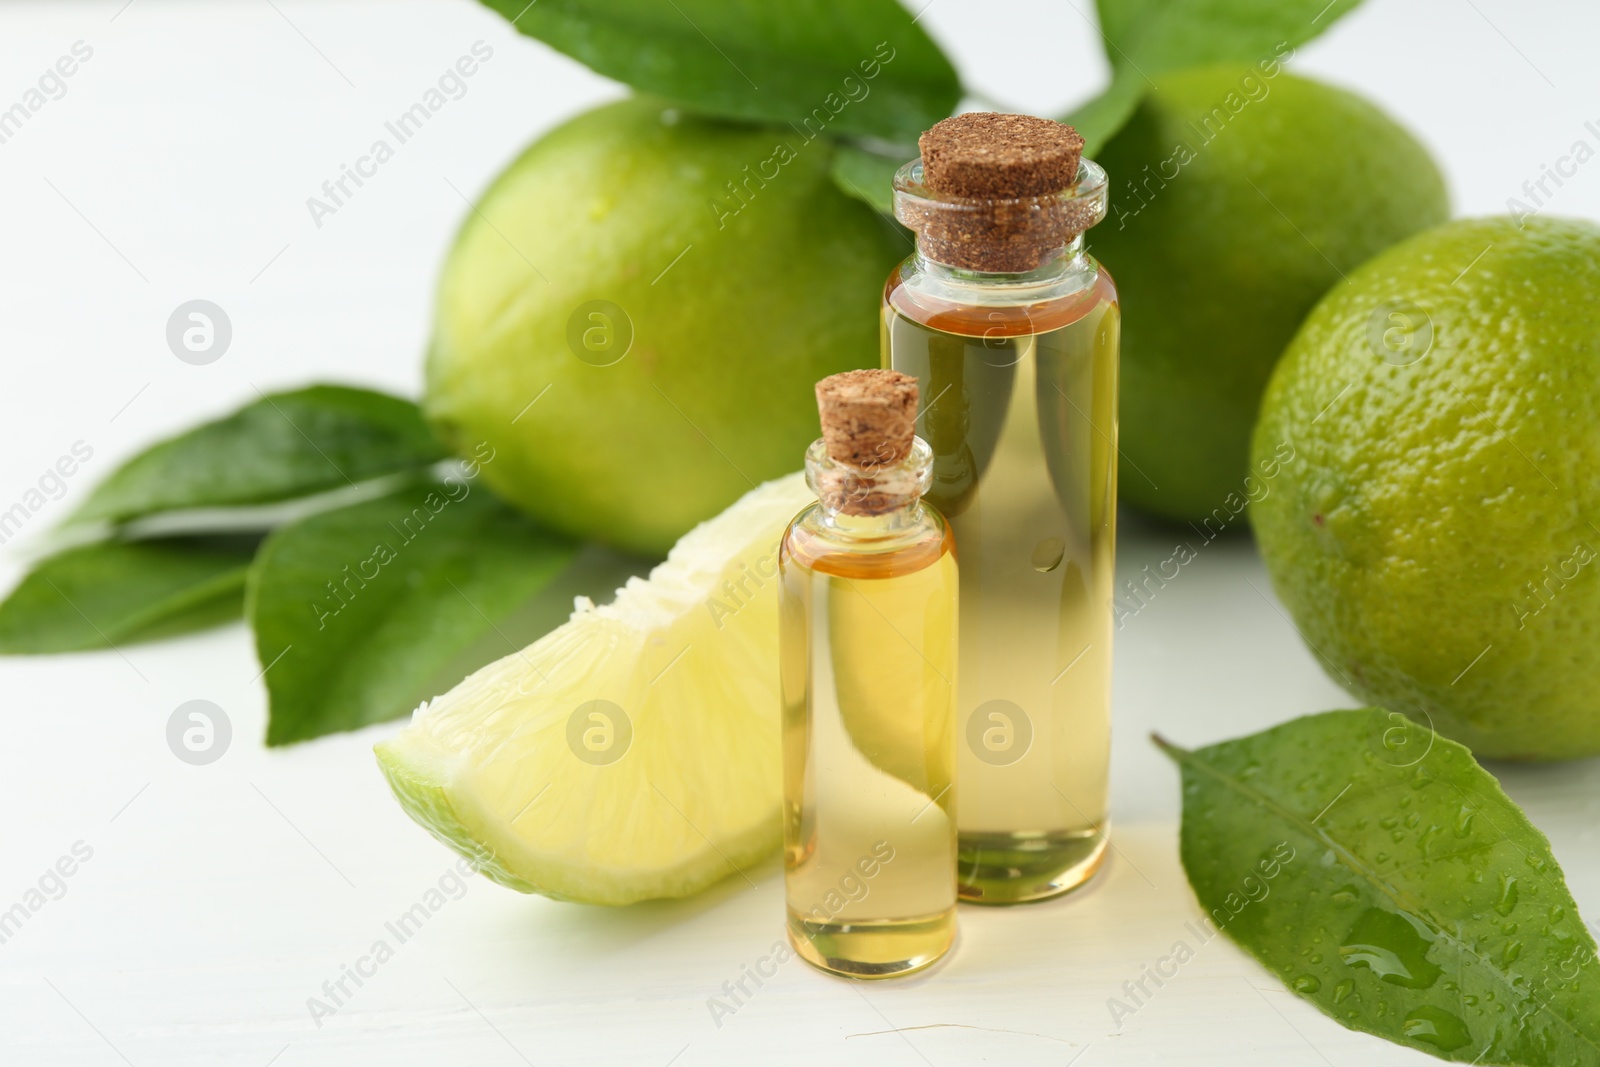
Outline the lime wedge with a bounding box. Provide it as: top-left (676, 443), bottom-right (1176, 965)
top-left (376, 473), bottom-right (812, 904)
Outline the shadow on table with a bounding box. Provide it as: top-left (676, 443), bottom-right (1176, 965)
top-left (518, 852), bottom-right (782, 952)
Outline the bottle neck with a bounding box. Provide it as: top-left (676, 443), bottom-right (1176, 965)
top-left (814, 500), bottom-right (927, 538)
top-left (901, 232), bottom-right (1098, 314)
top-left (913, 233), bottom-right (1087, 287)
top-left (804, 438), bottom-right (933, 535)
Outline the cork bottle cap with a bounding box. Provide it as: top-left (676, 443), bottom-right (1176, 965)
top-left (918, 112), bottom-right (1085, 199)
top-left (896, 112), bottom-right (1101, 273)
top-left (815, 369), bottom-right (919, 470)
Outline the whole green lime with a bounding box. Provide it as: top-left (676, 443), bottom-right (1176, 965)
top-left (426, 97), bottom-right (902, 555)
top-left (1252, 215), bottom-right (1600, 760)
top-left (1092, 66), bottom-right (1449, 522)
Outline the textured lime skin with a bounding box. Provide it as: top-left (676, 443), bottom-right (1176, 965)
top-left (1252, 216), bottom-right (1600, 760)
top-left (426, 97), bottom-right (902, 555)
top-left (1092, 67), bottom-right (1449, 521)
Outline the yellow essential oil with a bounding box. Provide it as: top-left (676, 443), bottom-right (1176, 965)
top-left (885, 118), bottom-right (1120, 903)
top-left (780, 372), bottom-right (959, 978)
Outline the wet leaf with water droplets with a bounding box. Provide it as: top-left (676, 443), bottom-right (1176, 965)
top-left (1155, 709), bottom-right (1600, 1065)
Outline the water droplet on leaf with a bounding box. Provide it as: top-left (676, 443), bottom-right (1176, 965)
top-left (1338, 908), bottom-right (1442, 989)
top-left (1402, 1006), bottom-right (1472, 1051)
top-left (1495, 874), bottom-right (1518, 917)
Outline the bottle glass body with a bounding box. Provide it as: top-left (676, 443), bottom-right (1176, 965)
top-left (883, 229), bottom-right (1120, 904)
top-left (779, 439), bottom-right (958, 978)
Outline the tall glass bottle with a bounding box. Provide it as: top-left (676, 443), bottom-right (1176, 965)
top-left (780, 370), bottom-right (959, 978)
top-left (883, 116), bottom-right (1119, 904)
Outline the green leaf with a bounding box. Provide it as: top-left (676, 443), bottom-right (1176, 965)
top-left (0, 536), bottom-right (258, 653)
top-left (1067, 0), bottom-right (1367, 153)
top-left (1096, 0), bottom-right (1364, 74)
top-left (249, 478), bottom-right (576, 745)
top-left (830, 142), bottom-right (911, 214)
top-left (70, 385), bottom-right (447, 527)
top-left (1156, 710), bottom-right (1600, 1066)
top-left (480, 0), bottom-right (961, 142)
top-left (1063, 77), bottom-right (1146, 157)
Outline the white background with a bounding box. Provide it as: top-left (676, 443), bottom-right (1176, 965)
top-left (1, 1), bottom-right (1598, 1064)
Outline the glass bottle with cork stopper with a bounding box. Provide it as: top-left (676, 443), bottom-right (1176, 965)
top-left (884, 113), bottom-right (1120, 904)
top-left (778, 369), bottom-right (959, 978)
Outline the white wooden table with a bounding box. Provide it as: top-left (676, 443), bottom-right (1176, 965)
top-left (2, 2), bottom-right (1596, 1063)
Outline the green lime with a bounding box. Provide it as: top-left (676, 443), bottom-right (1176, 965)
top-left (1092, 66), bottom-right (1449, 522)
top-left (425, 97), bottom-right (903, 555)
top-left (1252, 216), bottom-right (1600, 760)
top-left (377, 472), bottom-right (814, 904)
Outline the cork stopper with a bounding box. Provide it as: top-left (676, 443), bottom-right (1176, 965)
top-left (815, 369), bottom-right (919, 469)
top-left (895, 113), bottom-right (1103, 273)
top-left (918, 113), bottom-right (1084, 199)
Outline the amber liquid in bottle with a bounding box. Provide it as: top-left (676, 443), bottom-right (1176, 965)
top-left (780, 438), bottom-right (959, 977)
top-left (884, 264), bottom-right (1120, 903)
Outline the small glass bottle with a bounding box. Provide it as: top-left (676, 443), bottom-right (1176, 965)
top-left (779, 369), bottom-right (959, 978)
top-left (884, 114), bottom-right (1120, 904)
